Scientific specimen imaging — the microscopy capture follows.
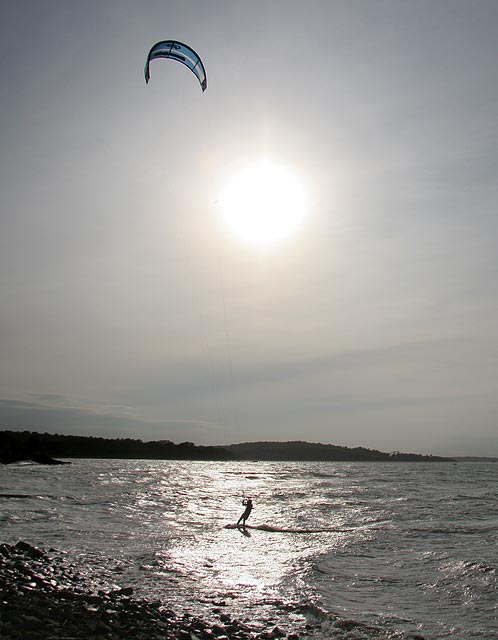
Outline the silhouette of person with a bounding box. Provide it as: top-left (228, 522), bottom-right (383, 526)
top-left (237, 498), bottom-right (253, 527)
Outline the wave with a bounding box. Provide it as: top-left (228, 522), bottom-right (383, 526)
top-left (411, 522), bottom-right (498, 536)
top-left (0, 493), bottom-right (59, 500)
top-left (286, 601), bottom-right (397, 640)
top-left (445, 559), bottom-right (497, 578)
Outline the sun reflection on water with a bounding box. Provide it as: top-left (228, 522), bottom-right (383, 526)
top-left (126, 460), bottom-right (359, 622)
top-left (4, 459), bottom-right (497, 638)
top-left (0, 458), bottom-right (391, 634)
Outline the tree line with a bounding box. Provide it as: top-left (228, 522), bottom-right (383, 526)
top-left (0, 430), bottom-right (232, 463)
top-left (0, 430), bottom-right (454, 464)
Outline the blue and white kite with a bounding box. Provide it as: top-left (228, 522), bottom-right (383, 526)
top-left (145, 40), bottom-right (207, 91)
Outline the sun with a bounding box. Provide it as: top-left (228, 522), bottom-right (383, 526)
top-left (219, 160), bottom-right (308, 247)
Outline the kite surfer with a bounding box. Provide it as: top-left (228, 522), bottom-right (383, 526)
top-left (237, 498), bottom-right (253, 527)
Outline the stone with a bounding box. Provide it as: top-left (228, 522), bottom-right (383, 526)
top-left (15, 541), bottom-right (46, 559)
top-left (1, 540), bottom-right (303, 640)
top-left (211, 624), bottom-right (226, 635)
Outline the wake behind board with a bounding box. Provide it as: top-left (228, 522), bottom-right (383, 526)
top-left (224, 523), bottom-right (354, 534)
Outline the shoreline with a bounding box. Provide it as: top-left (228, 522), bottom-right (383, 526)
top-left (0, 541), bottom-right (300, 640)
top-left (0, 541), bottom-right (427, 640)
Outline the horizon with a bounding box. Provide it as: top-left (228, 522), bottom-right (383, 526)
top-left (2, 2), bottom-right (498, 458)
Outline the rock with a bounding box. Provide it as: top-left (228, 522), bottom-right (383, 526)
top-left (96, 620), bottom-right (113, 633)
top-left (15, 541), bottom-right (46, 559)
top-left (0, 540), bottom-right (301, 640)
top-left (30, 453), bottom-right (71, 465)
top-left (211, 623), bottom-right (226, 635)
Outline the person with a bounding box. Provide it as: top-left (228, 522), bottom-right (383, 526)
top-left (237, 497), bottom-right (253, 527)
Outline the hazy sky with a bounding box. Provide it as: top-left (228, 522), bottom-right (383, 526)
top-left (1, 1), bottom-right (498, 456)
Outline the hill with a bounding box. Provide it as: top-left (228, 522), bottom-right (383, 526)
top-left (225, 440), bottom-right (454, 462)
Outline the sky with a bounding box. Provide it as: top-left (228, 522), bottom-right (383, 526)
top-left (1, 1), bottom-right (498, 457)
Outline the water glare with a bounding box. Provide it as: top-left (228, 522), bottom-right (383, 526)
top-left (2, 459), bottom-right (497, 638)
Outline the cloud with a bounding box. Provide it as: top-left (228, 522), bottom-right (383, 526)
top-left (0, 398), bottom-right (219, 443)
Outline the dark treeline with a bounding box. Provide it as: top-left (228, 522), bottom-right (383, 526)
top-left (0, 430), bottom-right (454, 464)
top-left (0, 430), bottom-right (233, 464)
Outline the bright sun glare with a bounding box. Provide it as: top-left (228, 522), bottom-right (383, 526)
top-left (220, 161), bottom-right (308, 247)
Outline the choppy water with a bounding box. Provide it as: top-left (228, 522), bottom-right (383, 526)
top-left (1, 459), bottom-right (497, 639)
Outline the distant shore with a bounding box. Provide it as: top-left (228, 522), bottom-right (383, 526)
top-left (0, 430), bottom-right (456, 464)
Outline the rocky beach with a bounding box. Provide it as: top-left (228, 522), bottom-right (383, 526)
top-left (0, 542), bottom-right (301, 640)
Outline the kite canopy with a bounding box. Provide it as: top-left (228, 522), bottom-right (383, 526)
top-left (145, 40), bottom-right (207, 91)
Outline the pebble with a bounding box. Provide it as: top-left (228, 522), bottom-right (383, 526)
top-left (0, 541), bottom-right (301, 640)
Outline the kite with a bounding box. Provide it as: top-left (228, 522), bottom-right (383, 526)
top-left (144, 40), bottom-right (207, 91)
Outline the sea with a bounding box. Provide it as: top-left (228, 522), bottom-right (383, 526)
top-left (1, 459), bottom-right (497, 639)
